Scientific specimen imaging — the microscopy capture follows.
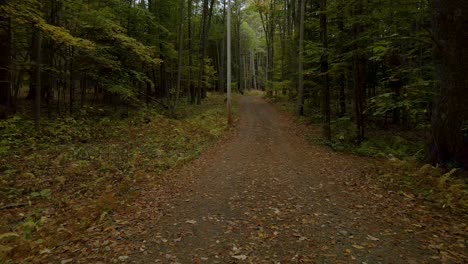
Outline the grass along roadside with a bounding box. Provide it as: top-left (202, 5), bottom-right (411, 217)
top-left (0, 93), bottom-right (234, 262)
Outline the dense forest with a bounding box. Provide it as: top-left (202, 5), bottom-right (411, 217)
top-left (0, 0), bottom-right (467, 262)
top-left (1, 0), bottom-right (467, 166)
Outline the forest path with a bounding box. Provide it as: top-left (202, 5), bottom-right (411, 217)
top-left (128, 96), bottom-right (466, 263)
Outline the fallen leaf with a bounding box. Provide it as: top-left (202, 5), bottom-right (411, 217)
top-left (232, 255), bottom-right (248, 260)
top-left (367, 235), bottom-right (380, 241)
top-left (0, 232), bottom-right (19, 241)
top-left (118, 255), bottom-right (129, 262)
top-left (352, 244), bottom-right (365, 250)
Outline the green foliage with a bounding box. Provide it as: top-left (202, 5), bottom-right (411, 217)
top-left (0, 0), bottom-right (95, 51)
top-left (0, 94), bottom-right (231, 262)
top-left (378, 162), bottom-right (468, 213)
top-left (29, 189), bottom-right (51, 199)
top-left (0, 116), bottom-right (34, 155)
top-left (330, 117), bottom-right (356, 142)
top-left (352, 136), bottom-right (423, 159)
top-left (327, 117), bottom-right (425, 159)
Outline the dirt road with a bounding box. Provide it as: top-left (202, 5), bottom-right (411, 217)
top-left (127, 96), bottom-right (466, 263)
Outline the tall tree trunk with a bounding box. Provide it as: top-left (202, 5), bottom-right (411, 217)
top-left (0, 14), bottom-right (11, 118)
top-left (242, 55), bottom-right (252, 90)
top-left (173, 0), bottom-right (185, 114)
top-left (196, 0), bottom-right (215, 104)
top-left (337, 1), bottom-right (346, 117)
top-left (279, 1), bottom-right (286, 94)
top-left (251, 50), bottom-right (257, 90)
top-left (236, 13), bottom-right (242, 93)
top-left (227, 0), bottom-right (233, 125)
top-left (187, 0), bottom-right (195, 104)
top-left (352, 1), bottom-right (366, 143)
top-left (295, 0), bottom-right (305, 116)
top-left (257, 0), bottom-right (277, 96)
top-left (218, 0), bottom-right (226, 93)
top-left (33, 30), bottom-right (42, 130)
top-left (69, 47), bottom-right (75, 114)
top-left (430, 0), bottom-right (468, 165)
top-left (320, 0), bottom-right (331, 140)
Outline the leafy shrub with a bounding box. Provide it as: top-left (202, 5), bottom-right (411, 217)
top-left (379, 161), bottom-right (468, 213)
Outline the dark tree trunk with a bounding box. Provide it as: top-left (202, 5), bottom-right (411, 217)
top-left (33, 30), bottom-right (42, 130)
top-left (69, 47), bottom-right (75, 114)
top-left (430, 0), bottom-right (468, 166)
top-left (339, 76), bottom-right (346, 117)
top-left (159, 45), bottom-right (168, 99)
top-left (295, 0), bottom-right (305, 116)
top-left (0, 15), bottom-right (11, 118)
top-left (320, 0), bottom-right (331, 140)
top-left (196, 0), bottom-right (215, 104)
top-left (187, 0), bottom-right (195, 104)
top-left (390, 78), bottom-right (402, 125)
top-left (236, 12), bottom-right (242, 93)
top-left (218, 0), bottom-right (226, 93)
top-left (352, 1), bottom-right (366, 143)
top-left (337, 2), bottom-right (346, 117)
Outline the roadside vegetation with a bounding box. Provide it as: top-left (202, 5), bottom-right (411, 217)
top-left (0, 94), bottom-right (231, 262)
top-left (270, 94), bottom-right (468, 215)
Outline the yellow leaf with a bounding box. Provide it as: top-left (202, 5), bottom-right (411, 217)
top-left (352, 244), bottom-right (365, 250)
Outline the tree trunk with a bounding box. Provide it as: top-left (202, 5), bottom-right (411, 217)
top-left (337, 2), bottom-right (346, 117)
top-left (187, 0), bottom-right (195, 104)
top-left (235, 9), bottom-right (242, 93)
top-left (320, 0), bottom-right (331, 140)
top-left (251, 50), bottom-right (257, 90)
top-left (257, 0), bottom-right (277, 96)
top-left (430, 0), bottom-right (468, 165)
top-left (352, 1), bottom-right (366, 143)
top-left (173, 0), bottom-right (185, 114)
top-left (227, 0), bottom-right (233, 125)
top-left (33, 30), bottom-right (42, 130)
top-left (218, 0), bottom-right (226, 93)
top-left (0, 15), bottom-right (11, 118)
top-left (196, 0), bottom-right (215, 104)
top-left (69, 47), bottom-right (75, 114)
top-left (295, 0), bottom-right (305, 116)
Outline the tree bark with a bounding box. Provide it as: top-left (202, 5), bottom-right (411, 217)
top-left (33, 30), bottom-right (42, 130)
top-left (320, 0), bottom-right (331, 140)
top-left (352, 1), bottom-right (366, 143)
top-left (251, 50), bottom-right (257, 90)
top-left (219, 0), bottom-right (226, 93)
top-left (234, 3), bottom-right (242, 94)
top-left (227, 0), bottom-right (233, 125)
top-left (0, 15), bottom-right (11, 118)
top-left (187, 0), bottom-right (195, 104)
top-left (295, 0), bottom-right (305, 116)
top-left (173, 0), bottom-right (185, 114)
top-left (196, 0), bottom-right (215, 104)
top-left (337, 1), bottom-right (346, 117)
top-left (430, 0), bottom-right (468, 165)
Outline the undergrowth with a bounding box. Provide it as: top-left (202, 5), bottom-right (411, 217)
top-left (375, 160), bottom-right (468, 214)
top-left (269, 95), bottom-right (468, 214)
top-left (270, 95), bottom-right (426, 160)
top-left (0, 94), bottom-right (231, 262)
